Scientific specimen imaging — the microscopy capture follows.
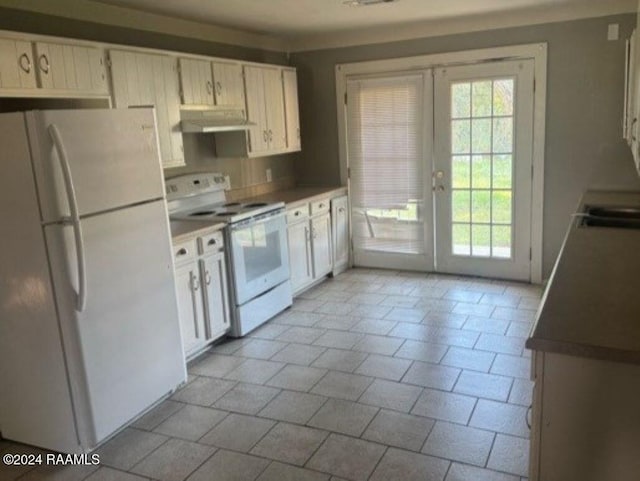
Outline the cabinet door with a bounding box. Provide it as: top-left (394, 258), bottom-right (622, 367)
top-left (287, 220), bottom-right (313, 293)
top-left (331, 195), bottom-right (349, 273)
top-left (212, 61), bottom-right (244, 109)
top-left (200, 252), bottom-right (231, 340)
top-left (244, 65), bottom-right (269, 154)
top-left (311, 213), bottom-right (333, 279)
top-left (109, 50), bottom-right (184, 168)
top-left (179, 57), bottom-right (214, 106)
top-left (0, 38), bottom-right (37, 90)
top-left (264, 67), bottom-right (287, 151)
top-left (175, 262), bottom-right (206, 356)
top-left (283, 69), bottom-right (301, 151)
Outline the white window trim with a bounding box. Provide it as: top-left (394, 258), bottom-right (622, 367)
top-left (335, 43), bottom-right (547, 284)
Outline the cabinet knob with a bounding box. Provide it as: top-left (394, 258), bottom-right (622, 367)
top-left (177, 248), bottom-right (188, 256)
top-left (206, 80), bottom-right (213, 95)
top-left (338, 207), bottom-right (345, 213)
top-left (526, 404), bottom-right (532, 430)
top-left (38, 54), bottom-right (50, 74)
top-left (208, 238), bottom-right (217, 245)
top-left (215, 81), bottom-right (222, 95)
top-left (18, 53), bottom-right (31, 74)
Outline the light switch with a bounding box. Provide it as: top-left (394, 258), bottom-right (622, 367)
top-left (608, 24), bottom-right (619, 41)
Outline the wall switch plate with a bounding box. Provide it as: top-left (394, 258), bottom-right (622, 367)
top-left (266, 168), bottom-right (272, 182)
top-left (608, 24), bottom-right (619, 41)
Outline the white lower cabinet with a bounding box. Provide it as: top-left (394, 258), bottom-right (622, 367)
top-left (173, 230), bottom-right (230, 359)
top-left (287, 198), bottom-right (337, 295)
top-left (331, 195), bottom-right (349, 274)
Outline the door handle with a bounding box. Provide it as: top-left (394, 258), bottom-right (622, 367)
top-left (18, 53), bottom-right (32, 73)
top-left (206, 80), bottom-right (213, 96)
top-left (205, 271), bottom-right (212, 285)
top-left (49, 124), bottom-right (87, 312)
top-left (215, 81), bottom-right (222, 96)
top-left (38, 54), bottom-right (50, 74)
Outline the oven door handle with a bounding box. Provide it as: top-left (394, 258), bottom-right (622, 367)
top-left (229, 210), bottom-right (285, 230)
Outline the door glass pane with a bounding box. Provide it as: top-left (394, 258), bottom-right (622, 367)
top-left (449, 77), bottom-right (515, 259)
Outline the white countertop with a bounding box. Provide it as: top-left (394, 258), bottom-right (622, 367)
top-left (526, 190), bottom-right (640, 364)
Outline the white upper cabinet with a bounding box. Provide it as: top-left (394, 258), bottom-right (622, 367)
top-left (178, 57), bottom-right (215, 106)
top-left (34, 42), bottom-right (108, 95)
top-left (211, 60), bottom-right (244, 109)
top-left (109, 49), bottom-right (184, 168)
top-left (283, 68), bottom-right (301, 152)
top-left (0, 38), bottom-right (37, 90)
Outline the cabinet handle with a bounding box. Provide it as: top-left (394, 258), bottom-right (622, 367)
top-left (191, 274), bottom-right (200, 291)
top-left (205, 271), bottom-right (212, 286)
top-left (263, 130), bottom-right (268, 142)
top-left (268, 129), bottom-right (273, 141)
top-left (216, 81), bottom-right (222, 96)
top-left (633, 118), bottom-right (638, 141)
top-left (206, 80), bottom-right (213, 95)
top-left (18, 53), bottom-right (31, 74)
top-left (38, 54), bottom-right (50, 74)
top-left (176, 248), bottom-right (188, 257)
top-left (526, 404), bottom-right (532, 430)
top-left (207, 238), bottom-right (217, 246)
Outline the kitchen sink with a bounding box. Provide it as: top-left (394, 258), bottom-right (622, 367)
top-left (581, 205), bottom-right (640, 229)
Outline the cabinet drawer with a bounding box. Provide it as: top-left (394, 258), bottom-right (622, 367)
top-left (173, 239), bottom-right (196, 263)
top-left (287, 204), bottom-right (309, 224)
top-left (310, 199), bottom-right (330, 216)
top-left (199, 231), bottom-right (224, 255)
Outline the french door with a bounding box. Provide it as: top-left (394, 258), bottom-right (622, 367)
top-left (433, 60), bottom-right (534, 281)
top-left (346, 58), bottom-right (535, 281)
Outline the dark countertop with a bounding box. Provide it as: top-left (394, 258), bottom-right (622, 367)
top-left (526, 191), bottom-right (640, 364)
top-left (170, 219), bottom-right (226, 244)
top-left (239, 186), bottom-right (347, 208)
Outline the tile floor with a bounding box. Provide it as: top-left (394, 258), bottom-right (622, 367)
top-left (1, 268), bottom-right (542, 481)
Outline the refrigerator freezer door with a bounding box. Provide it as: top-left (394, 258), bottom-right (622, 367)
top-left (0, 112), bottom-right (80, 454)
top-left (27, 108), bottom-right (165, 223)
top-left (44, 199), bottom-right (186, 450)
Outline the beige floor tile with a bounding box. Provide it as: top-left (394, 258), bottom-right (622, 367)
top-left (487, 434), bottom-right (530, 477)
top-left (379, 294), bottom-right (420, 308)
top-left (154, 405), bottom-right (227, 441)
top-left (311, 348), bottom-right (368, 372)
top-left (199, 413), bottom-right (274, 451)
top-left (469, 399), bottom-right (529, 438)
top-left (311, 371), bottom-right (373, 401)
top-left (213, 383), bottom-right (280, 415)
top-left (348, 304), bottom-right (393, 319)
top-left (307, 398), bottom-right (378, 436)
top-left (358, 378), bottom-right (423, 412)
top-left (313, 330), bottom-right (364, 350)
top-left (362, 409), bottom-right (434, 451)
top-left (506, 321), bottom-right (533, 338)
top-left (313, 315), bottom-right (359, 331)
top-left (276, 326), bottom-right (326, 344)
top-left (307, 434), bottom-right (386, 481)
top-left (492, 307), bottom-right (536, 323)
top-left (315, 301), bottom-right (356, 316)
top-left (369, 448), bottom-right (450, 481)
top-left (256, 462), bottom-right (329, 481)
top-left (445, 463), bottom-right (519, 481)
top-left (453, 302), bottom-right (495, 317)
top-left (247, 322), bottom-right (291, 340)
top-left (350, 319), bottom-right (397, 336)
top-left (276, 310), bottom-right (325, 327)
top-left (461, 316), bottom-right (510, 335)
top-left (479, 293), bottom-right (521, 308)
top-left (491, 354), bottom-right (531, 379)
top-left (394, 340), bottom-right (448, 364)
top-left (411, 389), bottom-right (477, 424)
top-left (232, 339), bottom-right (288, 360)
top-left (171, 377), bottom-right (236, 406)
top-left (354, 354), bottom-right (412, 381)
top-left (84, 467), bottom-right (148, 481)
top-left (352, 334), bottom-right (403, 356)
top-left (444, 289), bottom-right (483, 303)
top-left (131, 400), bottom-right (185, 431)
top-left (422, 421), bottom-right (495, 466)
top-left (402, 361), bottom-right (461, 390)
top-left (508, 379), bottom-right (534, 406)
top-left (266, 364), bottom-right (327, 391)
top-left (441, 347), bottom-right (496, 372)
top-left (250, 423), bottom-right (328, 466)
top-left (384, 307), bottom-right (429, 323)
top-left (453, 371), bottom-right (513, 402)
top-left (224, 359), bottom-right (286, 384)
top-left (186, 449), bottom-right (268, 481)
top-left (96, 428), bottom-right (167, 470)
top-left (258, 390), bottom-right (327, 424)
top-left (188, 354), bottom-right (246, 378)
top-left (270, 343), bottom-right (326, 365)
top-left (18, 463), bottom-right (99, 481)
top-left (475, 334), bottom-right (525, 356)
top-left (130, 438), bottom-right (214, 481)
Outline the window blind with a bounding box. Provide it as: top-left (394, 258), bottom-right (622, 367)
top-left (346, 74), bottom-right (425, 255)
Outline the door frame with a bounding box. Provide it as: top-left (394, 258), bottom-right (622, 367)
top-left (336, 43), bottom-right (547, 283)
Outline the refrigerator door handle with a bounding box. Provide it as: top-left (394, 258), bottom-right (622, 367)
top-left (48, 124), bottom-right (88, 312)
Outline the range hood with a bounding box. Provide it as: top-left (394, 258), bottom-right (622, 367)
top-left (180, 109), bottom-right (255, 133)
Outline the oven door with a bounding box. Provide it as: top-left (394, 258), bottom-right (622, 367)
top-left (228, 210), bottom-right (290, 305)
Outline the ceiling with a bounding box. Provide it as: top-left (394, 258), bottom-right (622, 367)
top-left (95, 0), bottom-right (636, 39)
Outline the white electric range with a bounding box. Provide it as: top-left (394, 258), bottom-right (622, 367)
top-left (166, 173), bottom-right (292, 337)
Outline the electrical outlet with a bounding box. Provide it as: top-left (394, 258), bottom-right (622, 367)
top-left (608, 23), bottom-right (619, 41)
top-left (266, 168), bottom-right (272, 182)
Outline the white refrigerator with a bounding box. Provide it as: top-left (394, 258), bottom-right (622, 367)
top-left (0, 109), bottom-right (187, 454)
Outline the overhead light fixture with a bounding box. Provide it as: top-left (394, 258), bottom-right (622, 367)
top-left (344, 0), bottom-right (397, 6)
